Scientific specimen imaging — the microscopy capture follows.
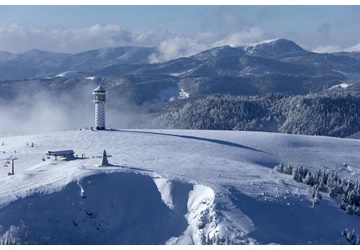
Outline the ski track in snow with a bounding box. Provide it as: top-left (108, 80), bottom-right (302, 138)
top-left (0, 129), bottom-right (359, 244)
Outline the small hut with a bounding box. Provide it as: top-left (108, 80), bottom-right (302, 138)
top-left (46, 150), bottom-right (75, 161)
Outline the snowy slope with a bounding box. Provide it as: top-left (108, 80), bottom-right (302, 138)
top-left (0, 129), bottom-right (359, 245)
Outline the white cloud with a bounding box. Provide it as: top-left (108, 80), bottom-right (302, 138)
top-left (345, 43), bottom-right (360, 52)
top-left (148, 33), bottom-right (214, 63)
top-left (148, 28), bottom-right (267, 63)
top-left (1, 23), bottom-right (134, 53)
top-left (313, 42), bottom-right (360, 53)
top-left (312, 45), bottom-right (342, 53)
top-left (211, 27), bottom-right (264, 48)
top-left (1, 22), bottom-right (268, 62)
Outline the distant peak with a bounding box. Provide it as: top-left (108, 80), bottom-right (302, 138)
top-left (0, 50), bottom-right (13, 56)
top-left (252, 38), bottom-right (283, 46)
top-left (23, 49), bottom-right (70, 57)
top-left (24, 49), bottom-right (49, 54)
top-left (251, 38), bottom-right (301, 48)
top-left (246, 38), bottom-right (307, 57)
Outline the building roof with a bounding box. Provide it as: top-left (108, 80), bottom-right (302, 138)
top-left (94, 85), bottom-right (106, 92)
top-left (46, 150), bottom-right (74, 156)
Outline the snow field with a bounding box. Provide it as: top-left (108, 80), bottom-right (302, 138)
top-left (0, 129), bottom-right (359, 244)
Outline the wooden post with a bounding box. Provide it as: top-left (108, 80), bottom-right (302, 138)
top-left (11, 159), bottom-right (14, 175)
top-left (7, 158), bottom-right (17, 176)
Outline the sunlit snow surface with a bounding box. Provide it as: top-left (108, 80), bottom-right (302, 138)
top-left (0, 129), bottom-right (359, 244)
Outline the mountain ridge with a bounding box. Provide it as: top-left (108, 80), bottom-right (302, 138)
top-left (1, 38), bottom-right (359, 81)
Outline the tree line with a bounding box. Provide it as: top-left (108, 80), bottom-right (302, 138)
top-left (148, 91), bottom-right (360, 139)
top-left (274, 162), bottom-right (360, 245)
top-left (274, 162), bottom-right (360, 214)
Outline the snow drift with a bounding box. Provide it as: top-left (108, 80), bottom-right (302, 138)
top-left (0, 172), bottom-right (215, 244)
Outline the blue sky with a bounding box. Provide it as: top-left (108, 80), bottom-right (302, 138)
top-left (0, 3), bottom-right (359, 61)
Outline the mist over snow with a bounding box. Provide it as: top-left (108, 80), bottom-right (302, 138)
top-left (0, 81), bottom-right (151, 137)
top-left (0, 83), bottom-right (91, 136)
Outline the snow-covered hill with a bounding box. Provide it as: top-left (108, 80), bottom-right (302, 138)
top-left (0, 129), bottom-right (359, 244)
top-left (245, 38), bottom-right (311, 58)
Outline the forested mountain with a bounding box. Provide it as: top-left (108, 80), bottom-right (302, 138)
top-left (148, 92), bottom-right (360, 139)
